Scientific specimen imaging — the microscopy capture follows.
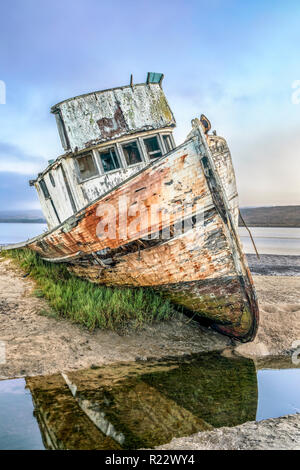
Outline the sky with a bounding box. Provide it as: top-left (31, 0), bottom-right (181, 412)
top-left (0, 0), bottom-right (300, 211)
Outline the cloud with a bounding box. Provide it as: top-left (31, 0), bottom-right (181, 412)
top-left (0, 142), bottom-right (44, 210)
top-left (0, 171), bottom-right (40, 210)
top-left (0, 142), bottom-right (46, 174)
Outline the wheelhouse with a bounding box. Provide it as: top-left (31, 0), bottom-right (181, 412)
top-left (30, 74), bottom-right (176, 230)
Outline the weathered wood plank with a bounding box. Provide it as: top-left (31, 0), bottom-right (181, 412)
top-left (23, 123), bottom-right (258, 342)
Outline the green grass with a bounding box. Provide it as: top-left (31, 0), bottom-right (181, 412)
top-left (2, 248), bottom-right (177, 331)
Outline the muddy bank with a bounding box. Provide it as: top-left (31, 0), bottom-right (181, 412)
top-left (246, 254), bottom-right (300, 277)
top-left (1, 257), bottom-right (300, 378)
top-left (0, 258), bottom-right (230, 379)
top-left (155, 414), bottom-right (300, 450)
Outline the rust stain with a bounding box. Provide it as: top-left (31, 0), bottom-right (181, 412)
top-left (96, 104), bottom-right (128, 140)
top-left (180, 154), bottom-right (188, 163)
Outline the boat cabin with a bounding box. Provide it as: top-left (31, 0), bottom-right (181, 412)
top-left (30, 73), bottom-right (176, 230)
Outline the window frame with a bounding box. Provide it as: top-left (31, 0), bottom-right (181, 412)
top-left (143, 135), bottom-right (163, 160)
top-left (161, 133), bottom-right (174, 154)
top-left (121, 139), bottom-right (144, 167)
top-left (97, 146), bottom-right (122, 174)
top-left (76, 152), bottom-right (99, 182)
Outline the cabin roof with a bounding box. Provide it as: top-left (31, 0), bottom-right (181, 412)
top-left (51, 82), bottom-right (158, 111)
top-left (51, 81), bottom-right (176, 153)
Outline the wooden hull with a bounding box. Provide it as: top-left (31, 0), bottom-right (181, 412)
top-left (24, 123), bottom-right (258, 342)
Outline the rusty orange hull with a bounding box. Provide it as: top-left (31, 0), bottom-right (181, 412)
top-left (22, 124), bottom-right (258, 342)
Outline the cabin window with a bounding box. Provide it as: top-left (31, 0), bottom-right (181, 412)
top-left (143, 136), bottom-right (162, 159)
top-left (162, 134), bottom-right (173, 153)
top-left (39, 179), bottom-right (50, 199)
top-left (49, 172), bottom-right (56, 187)
top-left (99, 147), bottom-right (120, 173)
top-left (76, 153), bottom-right (98, 180)
top-left (122, 141), bottom-right (142, 166)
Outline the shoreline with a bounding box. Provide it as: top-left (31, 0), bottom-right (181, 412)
top-left (246, 254), bottom-right (300, 276)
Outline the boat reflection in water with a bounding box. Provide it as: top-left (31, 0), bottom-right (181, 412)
top-left (26, 352), bottom-right (258, 450)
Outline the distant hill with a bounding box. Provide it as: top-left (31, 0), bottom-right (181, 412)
top-left (239, 206), bottom-right (300, 228)
top-left (0, 210), bottom-right (46, 224)
top-left (1, 207), bottom-right (299, 227)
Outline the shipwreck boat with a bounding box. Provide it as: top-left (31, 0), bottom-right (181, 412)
top-left (5, 72), bottom-right (259, 341)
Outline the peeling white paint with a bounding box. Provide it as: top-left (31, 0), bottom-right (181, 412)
top-left (53, 83), bottom-right (175, 153)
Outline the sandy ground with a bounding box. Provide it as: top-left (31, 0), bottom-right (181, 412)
top-left (236, 275), bottom-right (300, 357)
top-left (0, 258), bottom-right (230, 379)
top-left (0, 257), bottom-right (300, 379)
top-left (155, 414), bottom-right (300, 450)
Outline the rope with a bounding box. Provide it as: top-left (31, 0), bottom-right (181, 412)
top-left (239, 210), bottom-right (260, 260)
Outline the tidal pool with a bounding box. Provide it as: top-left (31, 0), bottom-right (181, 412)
top-left (0, 352), bottom-right (299, 450)
top-left (0, 379), bottom-right (44, 450)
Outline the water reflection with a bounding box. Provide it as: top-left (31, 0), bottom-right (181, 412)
top-left (26, 352), bottom-right (258, 450)
top-left (0, 378), bottom-right (44, 450)
top-left (256, 356), bottom-right (300, 420)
